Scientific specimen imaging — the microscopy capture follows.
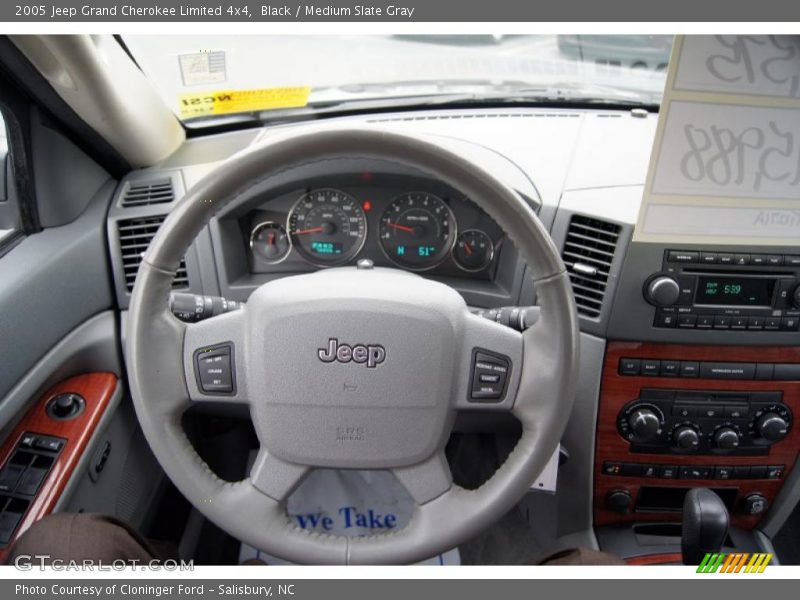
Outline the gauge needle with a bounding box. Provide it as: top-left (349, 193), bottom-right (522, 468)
top-left (294, 226), bottom-right (323, 235)
top-left (388, 222), bottom-right (414, 233)
top-left (464, 243), bottom-right (473, 256)
top-left (267, 232), bottom-right (275, 245)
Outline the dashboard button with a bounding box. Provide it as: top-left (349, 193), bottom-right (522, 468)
top-left (733, 466), bottom-right (751, 479)
top-left (750, 254), bottom-right (768, 266)
top-left (677, 314), bottom-right (697, 328)
top-left (641, 360), bottom-right (660, 376)
top-left (734, 254), bottom-right (751, 265)
top-left (717, 253), bottom-right (734, 264)
top-left (747, 317), bottom-right (765, 330)
top-left (641, 465), bottom-right (659, 478)
top-left (603, 462), bottom-right (623, 476)
top-left (767, 465), bottom-right (785, 479)
top-left (680, 361), bottom-right (700, 378)
top-left (659, 465), bottom-right (679, 479)
top-left (713, 315), bottom-right (731, 329)
top-left (660, 360), bottom-right (680, 377)
top-left (668, 250), bottom-right (699, 263)
top-left (655, 312), bottom-right (677, 328)
top-left (781, 316), bottom-right (799, 331)
top-left (755, 363), bottom-right (775, 380)
top-left (696, 315), bottom-right (714, 329)
top-left (765, 318), bottom-right (781, 331)
top-left (773, 364), bottom-right (800, 380)
top-left (699, 362), bottom-right (756, 380)
top-left (699, 406), bottom-right (722, 419)
top-left (672, 405), bottom-right (695, 418)
top-left (714, 466), bottom-right (734, 480)
top-left (680, 466), bottom-right (711, 480)
top-left (785, 255), bottom-right (800, 266)
top-left (731, 317), bottom-right (748, 329)
top-left (621, 463), bottom-right (642, 477)
top-left (619, 358), bottom-right (641, 376)
top-left (749, 466), bottom-right (768, 479)
top-left (700, 252), bottom-right (718, 264)
top-left (724, 405), bottom-right (749, 418)
top-left (767, 255), bottom-right (784, 266)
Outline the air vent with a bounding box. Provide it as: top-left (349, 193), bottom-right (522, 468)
top-left (561, 215), bottom-right (621, 318)
top-left (120, 179), bottom-right (174, 207)
top-left (117, 216), bottom-right (188, 292)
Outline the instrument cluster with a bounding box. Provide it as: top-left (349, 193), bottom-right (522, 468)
top-left (243, 181), bottom-right (505, 278)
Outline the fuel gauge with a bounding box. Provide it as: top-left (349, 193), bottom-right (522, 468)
top-left (250, 221), bottom-right (291, 264)
top-left (453, 229), bottom-right (494, 272)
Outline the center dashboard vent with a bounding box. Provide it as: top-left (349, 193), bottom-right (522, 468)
top-left (117, 216), bottom-right (188, 292)
top-left (120, 179), bottom-right (174, 207)
top-left (561, 215), bottom-right (622, 318)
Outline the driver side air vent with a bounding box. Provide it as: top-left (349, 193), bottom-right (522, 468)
top-left (117, 216), bottom-right (188, 292)
top-left (120, 179), bottom-right (174, 207)
top-left (561, 215), bottom-right (621, 318)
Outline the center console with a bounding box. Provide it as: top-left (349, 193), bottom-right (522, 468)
top-left (596, 243), bottom-right (800, 542)
top-left (595, 342), bottom-right (800, 530)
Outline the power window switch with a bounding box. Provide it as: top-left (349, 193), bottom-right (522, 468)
top-left (15, 467), bottom-right (48, 496)
top-left (0, 464), bottom-right (25, 492)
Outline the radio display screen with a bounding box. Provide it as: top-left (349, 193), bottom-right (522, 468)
top-left (695, 276), bottom-right (775, 307)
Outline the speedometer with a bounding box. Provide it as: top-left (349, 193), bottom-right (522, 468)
top-left (379, 192), bottom-right (456, 270)
top-left (287, 189), bottom-right (367, 266)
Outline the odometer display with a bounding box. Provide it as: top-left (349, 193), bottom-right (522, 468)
top-left (288, 189), bottom-right (367, 266)
top-left (379, 192), bottom-right (456, 270)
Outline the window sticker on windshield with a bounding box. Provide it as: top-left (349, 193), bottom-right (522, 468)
top-left (178, 51), bottom-right (227, 86)
top-left (178, 87), bottom-right (312, 119)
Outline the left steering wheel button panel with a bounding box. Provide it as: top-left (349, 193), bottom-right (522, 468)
top-left (194, 344), bottom-right (235, 394)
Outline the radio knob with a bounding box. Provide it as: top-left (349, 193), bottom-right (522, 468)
top-left (712, 426), bottom-right (741, 450)
top-left (755, 413), bottom-right (789, 443)
top-left (628, 407), bottom-right (661, 443)
top-left (792, 284), bottom-right (800, 309)
top-left (645, 276), bottom-right (680, 307)
top-left (673, 425), bottom-right (700, 450)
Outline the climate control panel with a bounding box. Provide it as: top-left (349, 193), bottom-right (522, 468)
top-left (617, 389), bottom-right (792, 455)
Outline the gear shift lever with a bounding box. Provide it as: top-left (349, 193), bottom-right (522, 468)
top-left (682, 488), bottom-right (729, 565)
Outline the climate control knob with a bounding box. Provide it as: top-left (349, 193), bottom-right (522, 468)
top-left (644, 276), bottom-right (680, 307)
top-left (755, 413), bottom-right (789, 443)
top-left (673, 425), bottom-right (700, 450)
top-left (628, 407), bottom-right (662, 443)
top-left (712, 426), bottom-right (741, 450)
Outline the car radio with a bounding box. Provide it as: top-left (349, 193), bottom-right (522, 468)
top-left (643, 250), bottom-right (800, 331)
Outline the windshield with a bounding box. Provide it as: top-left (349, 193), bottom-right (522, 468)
top-left (122, 35), bottom-right (672, 127)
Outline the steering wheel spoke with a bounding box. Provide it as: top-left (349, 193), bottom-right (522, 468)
top-left (183, 308), bottom-right (249, 404)
top-left (453, 310), bottom-right (523, 412)
top-left (250, 447), bottom-right (310, 503)
top-left (393, 451), bottom-right (453, 505)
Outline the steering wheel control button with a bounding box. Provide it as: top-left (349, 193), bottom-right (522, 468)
top-left (194, 343), bottom-right (235, 395)
top-left (46, 393), bottom-right (85, 420)
top-left (469, 349), bottom-right (511, 402)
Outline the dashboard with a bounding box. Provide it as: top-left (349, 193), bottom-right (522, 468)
top-left (239, 174), bottom-right (506, 278)
top-left (105, 106), bottom-right (800, 558)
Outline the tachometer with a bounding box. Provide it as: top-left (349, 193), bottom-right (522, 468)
top-left (379, 192), bottom-right (456, 270)
top-left (287, 189), bottom-right (367, 266)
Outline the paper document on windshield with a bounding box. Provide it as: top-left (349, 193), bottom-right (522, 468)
top-left (635, 35), bottom-right (800, 245)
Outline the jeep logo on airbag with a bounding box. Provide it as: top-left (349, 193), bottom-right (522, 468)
top-left (318, 338), bottom-right (386, 368)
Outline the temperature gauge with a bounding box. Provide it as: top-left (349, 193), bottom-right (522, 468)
top-left (250, 221), bottom-right (291, 264)
top-left (453, 229), bottom-right (494, 272)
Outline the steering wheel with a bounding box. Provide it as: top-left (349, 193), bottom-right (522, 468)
top-left (126, 128), bottom-right (579, 564)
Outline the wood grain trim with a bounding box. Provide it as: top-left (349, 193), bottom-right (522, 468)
top-left (595, 342), bottom-right (800, 529)
top-left (626, 553), bottom-right (682, 565)
top-left (0, 373), bottom-right (117, 561)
